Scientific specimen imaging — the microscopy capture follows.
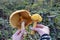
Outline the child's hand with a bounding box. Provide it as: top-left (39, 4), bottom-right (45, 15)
top-left (12, 29), bottom-right (27, 40)
top-left (30, 24), bottom-right (50, 36)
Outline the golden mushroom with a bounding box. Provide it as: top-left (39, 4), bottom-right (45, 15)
top-left (31, 14), bottom-right (42, 35)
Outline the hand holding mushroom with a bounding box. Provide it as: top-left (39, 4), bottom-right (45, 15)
top-left (30, 14), bottom-right (50, 36)
top-left (9, 10), bottom-right (32, 40)
top-left (30, 24), bottom-right (50, 36)
top-left (31, 14), bottom-right (42, 35)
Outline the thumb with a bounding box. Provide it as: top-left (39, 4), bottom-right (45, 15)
top-left (30, 27), bottom-right (43, 32)
top-left (30, 27), bottom-right (41, 31)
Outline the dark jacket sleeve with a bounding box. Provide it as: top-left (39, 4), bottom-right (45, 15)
top-left (40, 34), bottom-right (51, 40)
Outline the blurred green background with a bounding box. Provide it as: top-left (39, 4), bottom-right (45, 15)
top-left (0, 0), bottom-right (60, 40)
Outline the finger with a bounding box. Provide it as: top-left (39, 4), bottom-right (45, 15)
top-left (30, 27), bottom-right (41, 31)
top-left (18, 30), bottom-right (27, 37)
top-left (37, 24), bottom-right (45, 27)
top-left (17, 31), bottom-right (21, 35)
top-left (14, 30), bottom-right (21, 36)
top-left (36, 24), bottom-right (48, 28)
top-left (36, 24), bottom-right (43, 28)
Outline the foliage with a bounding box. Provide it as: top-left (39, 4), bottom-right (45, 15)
top-left (0, 0), bottom-right (60, 40)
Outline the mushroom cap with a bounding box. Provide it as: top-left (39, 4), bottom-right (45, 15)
top-left (31, 14), bottom-right (42, 22)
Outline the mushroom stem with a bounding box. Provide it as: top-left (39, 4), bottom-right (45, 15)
top-left (21, 21), bottom-right (25, 30)
top-left (21, 21), bottom-right (27, 37)
top-left (31, 22), bottom-right (37, 35)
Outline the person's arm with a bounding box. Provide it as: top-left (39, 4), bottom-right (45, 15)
top-left (30, 24), bottom-right (51, 40)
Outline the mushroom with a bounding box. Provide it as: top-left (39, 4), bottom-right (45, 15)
top-left (9, 10), bottom-right (32, 29)
top-left (9, 10), bottom-right (33, 38)
top-left (31, 14), bottom-right (42, 35)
